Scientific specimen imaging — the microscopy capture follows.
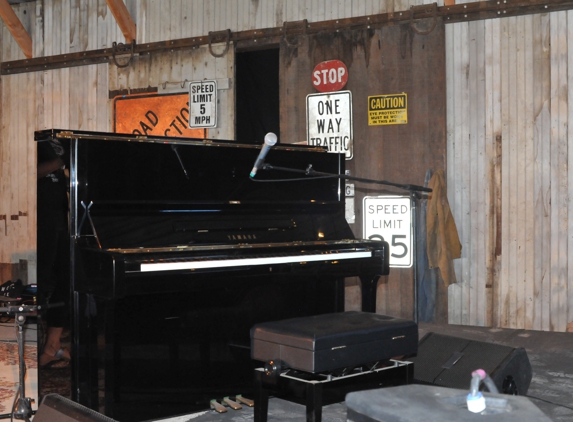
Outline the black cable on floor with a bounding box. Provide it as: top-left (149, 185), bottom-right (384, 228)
top-left (526, 394), bottom-right (573, 412)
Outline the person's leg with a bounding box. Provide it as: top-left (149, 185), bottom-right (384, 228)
top-left (38, 227), bottom-right (71, 367)
top-left (39, 326), bottom-right (71, 367)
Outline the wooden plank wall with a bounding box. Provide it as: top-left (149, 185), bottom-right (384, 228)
top-left (1, 0), bottom-right (573, 331)
top-left (109, 46), bottom-right (234, 140)
top-left (447, 11), bottom-right (573, 332)
top-left (0, 0), bottom-right (113, 283)
top-left (279, 26), bottom-right (446, 321)
top-left (1, 0), bottom-right (444, 283)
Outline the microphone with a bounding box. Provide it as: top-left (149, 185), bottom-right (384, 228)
top-left (250, 132), bottom-right (277, 177)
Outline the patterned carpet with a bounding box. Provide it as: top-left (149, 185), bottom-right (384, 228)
top-left (0, 319), bottom-right (38, 417)
top-left (36, 319), bottom-right (72, 402)
top-left (38, 362), bottom-right (71, 399)
top-left (0, 316), bottom-right (72, 419)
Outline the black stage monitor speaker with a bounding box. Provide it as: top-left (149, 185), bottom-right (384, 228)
top-left (34, 394), bottom-right (118, 422)
top-left (408, 332), bottom-right (532, 395)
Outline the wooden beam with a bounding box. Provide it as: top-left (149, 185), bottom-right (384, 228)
top-left (106, 0), bottom-right (136, 43)
top-left (0, 0), bottom-right (32, 58)
top-left (4, 0), bottom-right (573, 75)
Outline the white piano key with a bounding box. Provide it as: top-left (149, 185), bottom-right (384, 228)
top-left (139, 250), bottom-right (372, 272)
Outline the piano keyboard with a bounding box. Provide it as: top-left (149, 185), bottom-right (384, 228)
top-left (138, 250), bottom-right (373, 272)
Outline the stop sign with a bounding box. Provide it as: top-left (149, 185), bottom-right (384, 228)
top-left (312, 60), bottom-right (348, 92)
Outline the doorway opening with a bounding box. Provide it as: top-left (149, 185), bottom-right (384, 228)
top-left (235, 48), bottom-right (280, 145)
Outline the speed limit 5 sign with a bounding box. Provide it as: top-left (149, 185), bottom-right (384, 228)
top-left (189, 80), bottom-right (217, 128)
top-left (363, 196), bottom-right (412, 268)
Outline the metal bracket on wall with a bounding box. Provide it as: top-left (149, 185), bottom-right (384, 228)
top-left (111, 40), bottom-right (136, 68)
top-left (282, 19), bottom-right (308, 48)
top-left (410, 3), bottom-right (438, 35)
top-left (208, 29), bottom-right (231, 57)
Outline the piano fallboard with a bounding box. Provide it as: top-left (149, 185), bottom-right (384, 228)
top-left (76, 239), bottom-right (389, 298)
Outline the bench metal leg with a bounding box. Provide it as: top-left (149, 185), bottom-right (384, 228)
top-left (305, 382), bottom-right (323, 422)
top-left (254, 370), bottom-right (269, 422)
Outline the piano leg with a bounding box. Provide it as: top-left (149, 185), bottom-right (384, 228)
top-left (107, 299), bottom-right (121, 416)
top-left (72, 293), bottom-right (121, 418)
top-left (359, 275), bottom-right (380, 313)
top-left (72, 292), bottom-right (100, 410)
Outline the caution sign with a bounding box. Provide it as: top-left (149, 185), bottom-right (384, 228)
top-left (363, 196), bottom-right (412, 268)
top-left (307, 90), bottom-right (353, 160)
top-left (189, 80), bottom-right (218, 128)
top-left (368, 93), bottom-right (408, 126)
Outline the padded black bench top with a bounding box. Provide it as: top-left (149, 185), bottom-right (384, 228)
top-left (251, 311), bottom-right (418, 373)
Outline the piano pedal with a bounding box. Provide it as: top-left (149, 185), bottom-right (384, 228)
top-left (210, 399), bottom-right (227, 413)
top-left (222, 396), bottom-right (242, 410)
top-left (232, 394), bottom-right (254, 407)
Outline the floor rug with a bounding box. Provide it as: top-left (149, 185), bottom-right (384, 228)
top-left (0, 318), bottom-right (38, 417)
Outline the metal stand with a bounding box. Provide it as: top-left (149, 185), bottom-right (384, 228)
top-left (0, 302), bottom-right (60, 421)
top-left (257, 163), bottom-right (432, 194)
top-left (13, 311), bottom-right (33, 421)
top-left (0, 304), bottom-right (41, 421)
top-left (410, 191), bottom-right (420, 324)
top-left (253, 161), bottom-right (431, 322)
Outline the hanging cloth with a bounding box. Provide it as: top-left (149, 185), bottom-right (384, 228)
top-left (426, 169), bottom-right (462, 286)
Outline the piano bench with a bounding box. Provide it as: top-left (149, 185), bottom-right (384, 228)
top-left (250, 311), bottom-right (418, 422)
top-left (250, 311), bottom-right (418, 373)
top-left (253, 360), bottom-right (413, 422)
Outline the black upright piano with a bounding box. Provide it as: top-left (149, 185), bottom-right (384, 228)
top-left (35, 129), bottom-right (389, 421)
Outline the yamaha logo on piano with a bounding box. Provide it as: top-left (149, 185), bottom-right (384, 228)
top-left (227, 234), bottom-right (257, 241)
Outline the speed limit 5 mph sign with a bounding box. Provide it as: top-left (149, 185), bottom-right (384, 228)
top-left (189, 80), bottom-right (217, 128)
top-left (363, 196), bottom-right (413, 268)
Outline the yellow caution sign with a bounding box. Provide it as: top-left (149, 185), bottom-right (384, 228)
top-left (368, 93), bottom-right (408, 126)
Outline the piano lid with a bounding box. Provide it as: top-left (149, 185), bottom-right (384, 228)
top-left (36, 129), bottom-right (344, 208)
top-left (35, 129), bottom-right (350, 249)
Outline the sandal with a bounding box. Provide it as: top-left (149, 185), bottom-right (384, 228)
top-left (40, 347), bottom-right (71, 369)
top-left (53, 347), bottom-right (71, 361)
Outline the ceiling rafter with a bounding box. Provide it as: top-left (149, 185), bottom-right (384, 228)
top-left (0, 0), bottom-right (32, 58)
top-left (106, 0), bottom-right (136, 44)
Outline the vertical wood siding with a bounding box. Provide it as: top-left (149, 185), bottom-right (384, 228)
top-left (1, 1), bottom-right (573, 331)
top-left (0, 0), bottom-right (449, 273)
top-left (447, 12), bottom-right (573, 332)
top-left (0, 64), bottom-right (109, 281)
top-left (279, 26), bottom-right (446, 320)
top-left (108, 45), bottom-right (234, 140)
